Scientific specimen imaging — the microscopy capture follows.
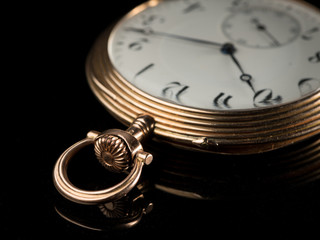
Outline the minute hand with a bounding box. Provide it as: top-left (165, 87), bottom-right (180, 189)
top-left (125, 27), bottom-right (223, 47)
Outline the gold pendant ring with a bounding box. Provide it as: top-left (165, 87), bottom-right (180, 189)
top-left (53, 115), bottom-right (154, 205)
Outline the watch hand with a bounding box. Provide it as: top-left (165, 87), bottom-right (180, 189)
top-left (251, 18), bottom-right (281, 47)
top-left (221, 43), bottom-right (255, 93)
top-left (127, 27), bottom-right (255, 92)
top-left (125, 27), bottom-right (223, 47)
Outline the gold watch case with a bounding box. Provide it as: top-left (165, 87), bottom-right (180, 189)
top-left (86, 0), bottom-right (320, 155)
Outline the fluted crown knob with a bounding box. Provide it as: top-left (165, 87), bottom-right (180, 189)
top-left (94, 134), bottom-right (131, 173)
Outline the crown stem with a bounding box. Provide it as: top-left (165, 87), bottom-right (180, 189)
top-left (126, 115), bottom-right (155, 142)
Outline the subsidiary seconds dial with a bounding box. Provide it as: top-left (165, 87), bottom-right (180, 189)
top-left (222, 6), bottom-right (301, 48)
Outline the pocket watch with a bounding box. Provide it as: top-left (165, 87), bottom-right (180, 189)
top-left (54, 0), bottom-right (320, 205)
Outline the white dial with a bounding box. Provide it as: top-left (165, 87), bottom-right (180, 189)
top-left (108, 0), bottom-right (320, 110)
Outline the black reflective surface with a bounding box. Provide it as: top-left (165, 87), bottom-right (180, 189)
top-left (6, 0), bottom-right (320, 239)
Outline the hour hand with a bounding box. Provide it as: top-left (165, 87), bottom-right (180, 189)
top-left (125, 27), bottom-right (223, 47)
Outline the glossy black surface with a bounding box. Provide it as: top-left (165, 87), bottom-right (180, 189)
top-left (6, 1), bottom-right (320, 238)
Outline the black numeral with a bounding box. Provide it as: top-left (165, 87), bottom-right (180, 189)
top-left (142, 14), bottom-right (165, 26)
top-left (162, 82), bottom-right (189, 102)
top-left (230, 0), bottom-right (249, 10)
top-left (253, 89), bottom-right (282, 107)
top-left (213, 92), bottom-right (233, 109)
top-left (129, 38), bottom-right (149, 51)
top-left (183, 2), bottom-right (204, 14)
top-left (298, 78), bottom-right (320, 96)
top-left (302, 27), bottom-right (319, 40)
top-left (308, 51), bottom-right (320, 63)
top-left (134, 63), bottom-right (154, 79)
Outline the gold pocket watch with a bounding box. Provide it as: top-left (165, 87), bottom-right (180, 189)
top-left (54, 0), bottom-right (320, 205)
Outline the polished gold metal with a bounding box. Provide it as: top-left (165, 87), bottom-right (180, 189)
top-left (95, 115), bottom-right (155, 172)
top-left (95, 135), bottom-right (131, 172)
top-left (54, 0), bottom-right (320, 205)
top-left (86, 0), bottom-right (320, 154)
top-left (53, 115), bottom-right (155, 205)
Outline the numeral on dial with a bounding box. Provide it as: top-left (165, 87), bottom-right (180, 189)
top-left (162, 82), bottom-right (189, 102)
top-left (308, 51), bottom-right (320, 63)
top-left (302, 27), bottom-right (319, 40)
top-left (142, 15), bottom-right (165, 26)
top-left (134, 63), bottom-right (155, 79)
top-left (129, 38), bottom-right (149, 51)
top-left (253, 89), bottom-right (282, 107)
top-left (230, 0), bottom-right (249, 9)
top-left (298, 78), bottom-right (320, 96)
top-left (183, 2), bottom-right (204, 14)
top-left (213, 92), bottom-right (233, 109)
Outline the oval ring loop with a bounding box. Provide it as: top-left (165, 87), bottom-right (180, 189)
top-left (53, 136), bottom-right (144, 205)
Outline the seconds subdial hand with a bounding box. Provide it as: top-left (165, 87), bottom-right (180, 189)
top-left (251, 18), bottom-right (281, 47)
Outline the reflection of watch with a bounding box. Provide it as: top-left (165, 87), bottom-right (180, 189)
top-left (54, 0), bottom-right (320, 204)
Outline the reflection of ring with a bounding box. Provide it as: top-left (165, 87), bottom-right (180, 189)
top-left (53, 135), bottom-right (146, 205)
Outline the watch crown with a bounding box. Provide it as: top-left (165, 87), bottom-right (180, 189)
top-left (94, 134), bottom-right (131, 173)
top-left (94, 115), bottom-right (155, 173)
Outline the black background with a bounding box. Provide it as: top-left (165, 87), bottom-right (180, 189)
top-left (5, 0), bottom-right (320, 239)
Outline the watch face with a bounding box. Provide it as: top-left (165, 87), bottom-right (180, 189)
top-left (108, 0), bottom-right (320, 110)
